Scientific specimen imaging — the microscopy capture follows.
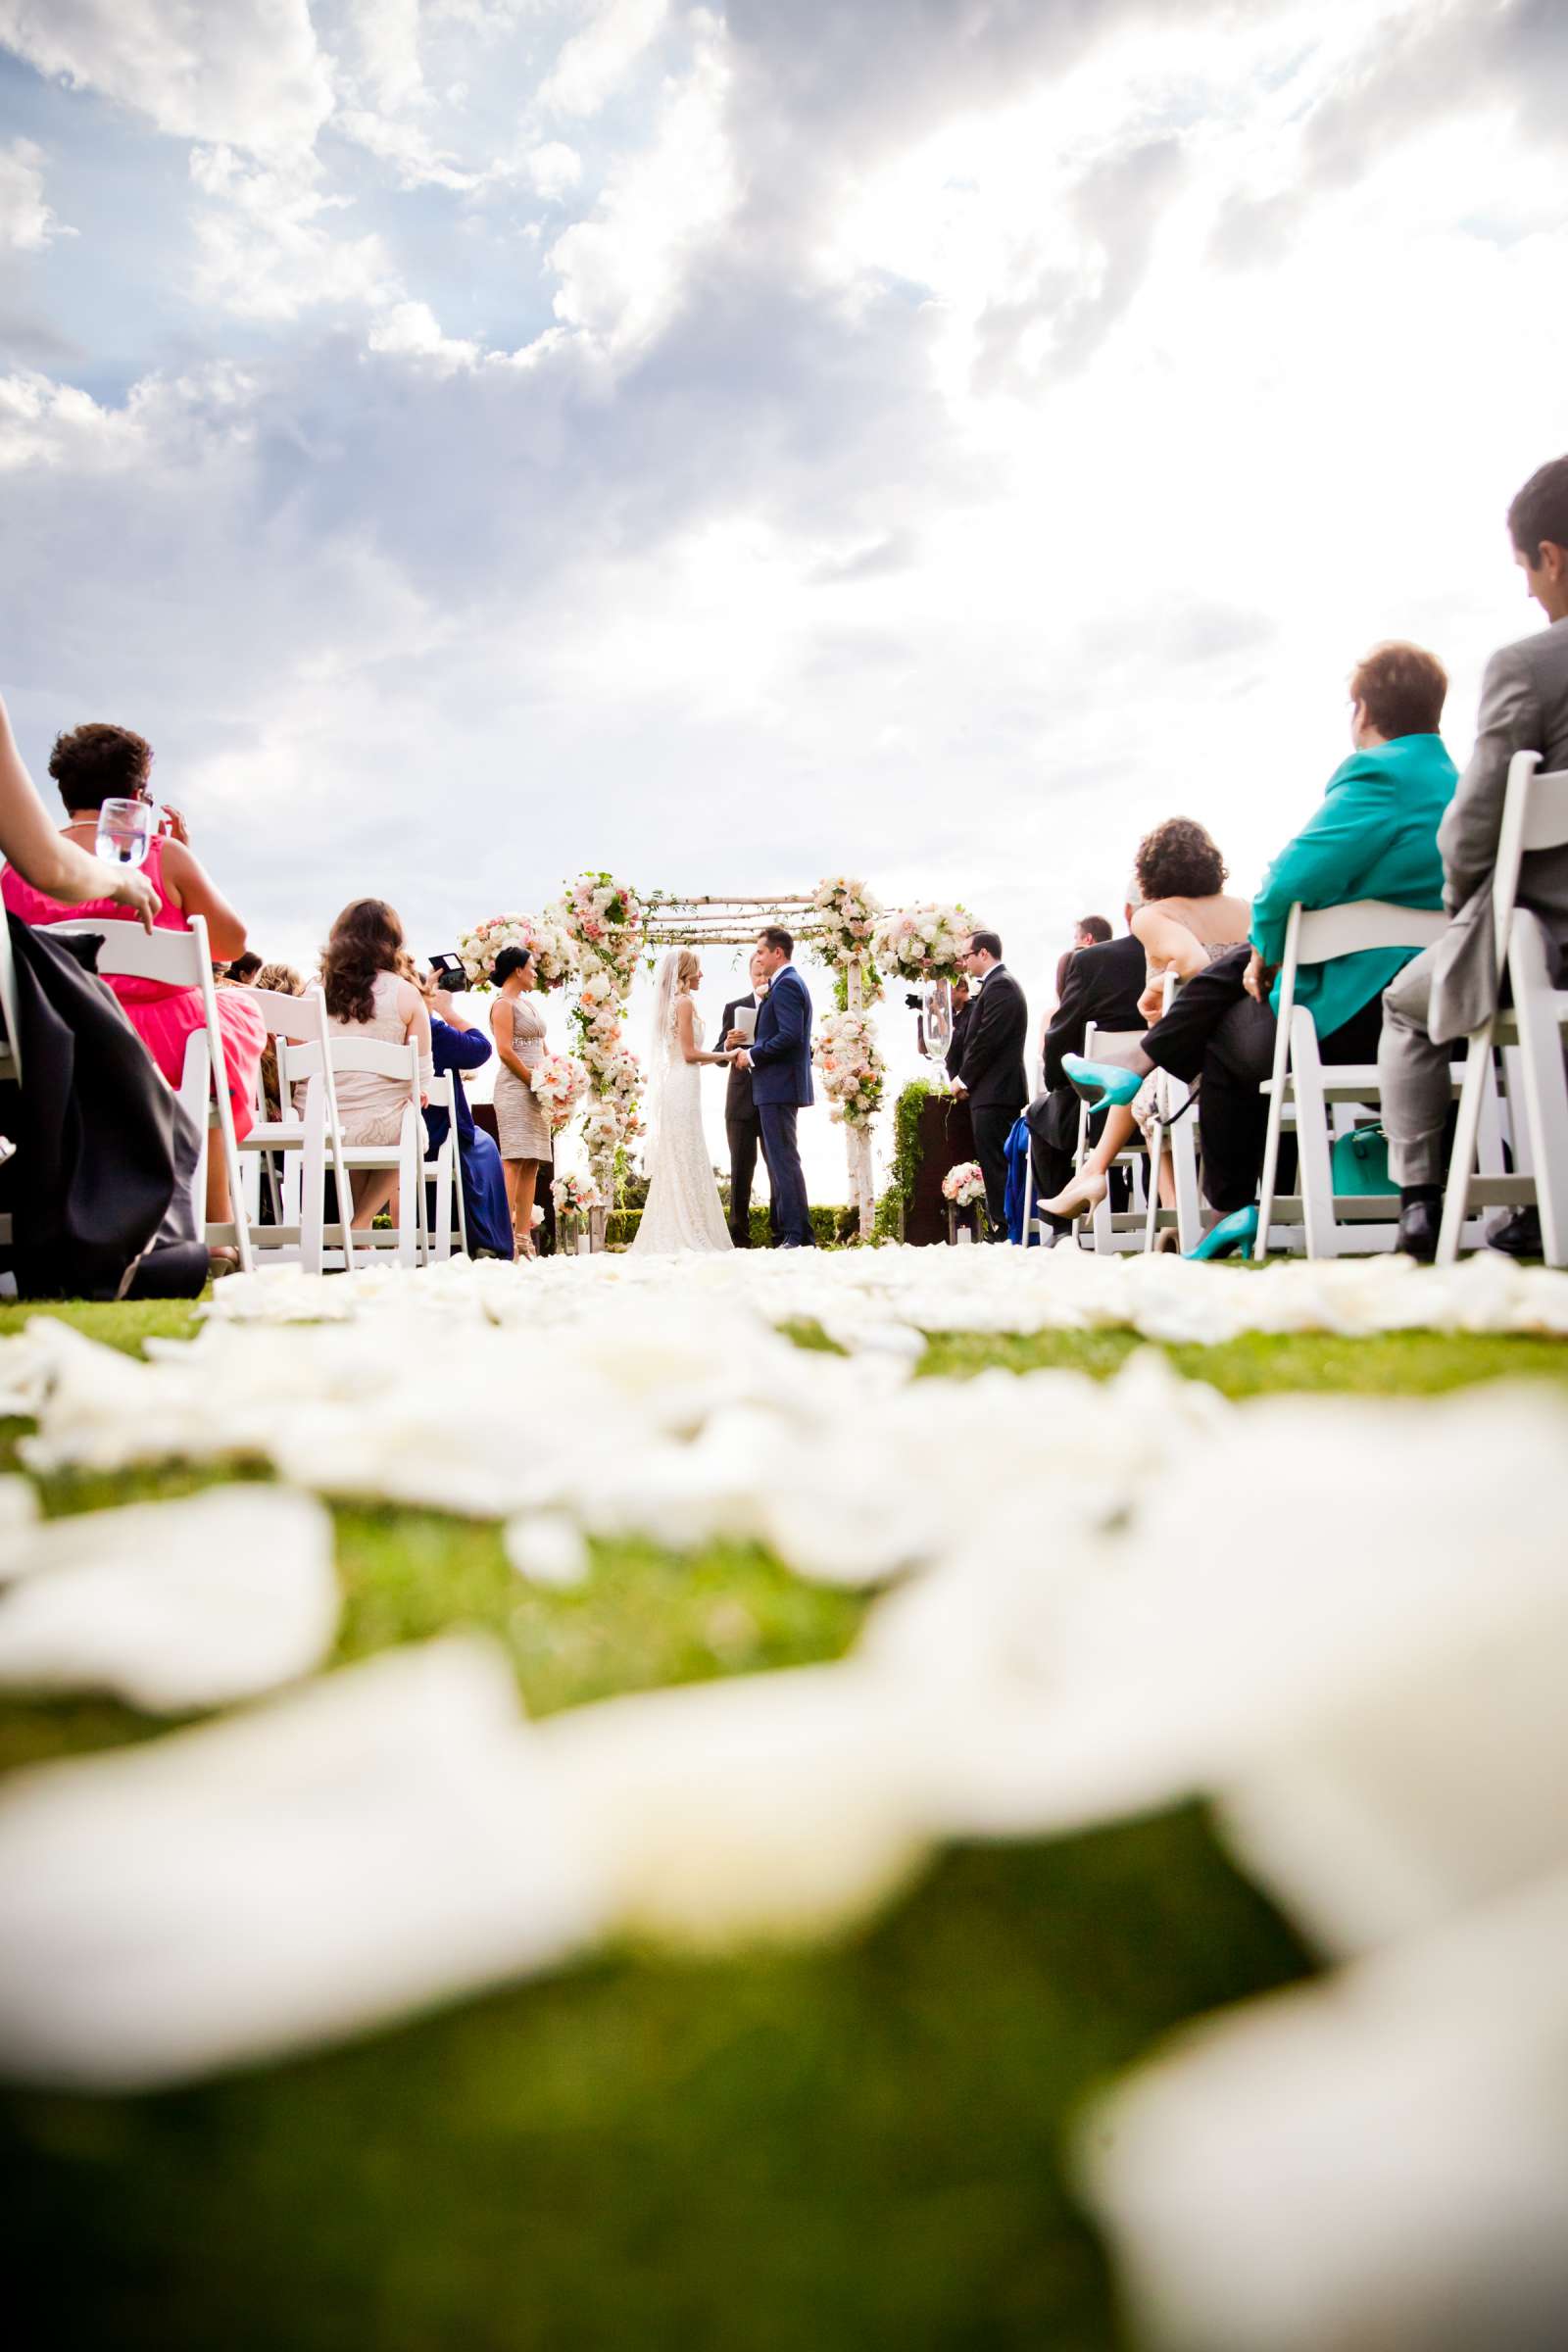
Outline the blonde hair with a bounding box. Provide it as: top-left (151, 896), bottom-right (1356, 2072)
top-left (676, 948), bottom-right (701, 990)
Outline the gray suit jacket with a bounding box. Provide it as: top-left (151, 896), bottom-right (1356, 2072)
top-left (1428, 615), bottom-right (1568, 1043)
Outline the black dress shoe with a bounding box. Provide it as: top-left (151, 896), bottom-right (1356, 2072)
top-left (1395, 1198), bottom-right (1441, 1262)
top-left (1486, 1205), bottom-right (1542, 1259)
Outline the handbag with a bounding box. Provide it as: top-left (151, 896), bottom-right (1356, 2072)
top-left (1330, 1121), bottom-right (1396, 1198)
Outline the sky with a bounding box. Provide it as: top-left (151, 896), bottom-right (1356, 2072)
top-left (2, 0), bottom-right (1567, 1199)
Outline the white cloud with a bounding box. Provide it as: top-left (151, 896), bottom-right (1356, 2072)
top-left (368, 296), bottom-right (480, 372)
top-left (540, 0), bottom-right (668, 118)
top-left (343, 0), bottom-right (425, 114)
top-left (189, 146), bottom-right (395, 321)
top-left (547, 27), bottom-right (736, 350)
top-left (0, 136), bottom-right (71, 251)
top-left (0, 0), bottom-right (334, 155)
top-left (523, 139), bottom-right (582, 199)
top-left (333, 108), bottom-right (480, 191)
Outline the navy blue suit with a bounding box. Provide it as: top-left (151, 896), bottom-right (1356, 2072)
top-left (746, 962), bottom-right (814, 1246)
top-left (424, 1017), bottom-right (515, 1259)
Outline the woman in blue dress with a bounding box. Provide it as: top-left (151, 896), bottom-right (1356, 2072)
top-left (417, 971), bottom-right (515, 1259)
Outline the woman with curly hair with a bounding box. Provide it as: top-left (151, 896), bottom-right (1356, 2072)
top-left (1045, 645), bottom-right (1455, 1240)
top-left (318, 900), bottom-right (431, 1230)
top-left (0, 714), bottom-right (266, 1273)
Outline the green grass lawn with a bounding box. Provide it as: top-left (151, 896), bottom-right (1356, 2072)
top-left (2, 1297), bottom-right (1565, 2350)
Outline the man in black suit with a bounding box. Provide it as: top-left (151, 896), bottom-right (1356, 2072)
top-left (717, 949), bottom-right (773, 1247)
top-left (951, 929), bottom-right (1028, 1240)
top-left (1026, 894), bottom-right (1146, 1239)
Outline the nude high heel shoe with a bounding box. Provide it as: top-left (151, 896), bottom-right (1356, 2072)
top-left (1040, 1167), bottom-right (1109, 1219)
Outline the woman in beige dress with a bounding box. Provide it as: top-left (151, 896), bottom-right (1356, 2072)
top-left (489, 945), bottom-right (551, 1254)
top-left (1040, 817), bottom-right (1250, 1223)
top-left (318, 900), bottom-right (432, 1232)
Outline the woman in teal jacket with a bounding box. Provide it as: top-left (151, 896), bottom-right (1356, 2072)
top-left (1057, 643), bottom-right (1456, 1220)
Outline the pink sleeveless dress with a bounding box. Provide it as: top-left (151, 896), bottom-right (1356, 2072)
top-left (2, 836), bottom-right (267, 1140)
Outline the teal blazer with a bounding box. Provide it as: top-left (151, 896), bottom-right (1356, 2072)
top-left (1250, 733), bottom-right (1457, 1041)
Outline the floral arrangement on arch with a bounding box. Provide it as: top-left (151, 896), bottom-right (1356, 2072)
top-left (941, 1160), bottom-right (987, 1207)
top-left (529, 1049), bottom-right (589, 1137)
top-left (545, 871), bottom-right (646, 990)
top-left (812, 1008), bottom-right (886, 1132)
top-left (551, 1169), bottom-right (604, 1217)
top-left (873, 902), bottom-right (973, 985)
top-left (810, 875), bottom-right (882, 963)
top-left (455, 911), bottom-right (575, 992)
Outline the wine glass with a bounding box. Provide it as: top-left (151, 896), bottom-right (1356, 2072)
top-left (95, 797), bottom-right (156, 869)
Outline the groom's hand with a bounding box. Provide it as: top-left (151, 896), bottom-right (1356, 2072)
top-left (733, 1050), bottom-right (753, 1071)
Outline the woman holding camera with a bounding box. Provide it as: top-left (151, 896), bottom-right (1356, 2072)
top-left (489, 946), bottom-right (551, 1255)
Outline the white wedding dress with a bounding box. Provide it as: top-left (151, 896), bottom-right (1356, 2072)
top-left (631, 998), bottom-right (733, 1254)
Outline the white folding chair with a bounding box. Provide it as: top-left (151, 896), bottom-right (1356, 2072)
top-left (285, 1034), bottom-right (426, 1266)
top-left (420, 1071), bottom-right (465, 1261)
top-left (1439, 752), bottom-right (1568, 1267)
top-left (42, 910), bottom-right (253, 1272)
top-left (239, 988), bottom-right (356, 1274)
top-left (1252, 899), bottom-right (1499, 1259)
top-left (1141, 971), bottom-right (1204, 1253)
top-left (1072, 1022), bottom-right (1148, 1253)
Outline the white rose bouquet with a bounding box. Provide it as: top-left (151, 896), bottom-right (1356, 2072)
top-left (551, 1170), bottom-right (604, 1216)
top-left (456, 912), bottom-right (575, 992)
top-left (872, 902), bottom-right (973, 984)
top-left (941, 1160), bottom-right (987, 1206)
top-left (529, 1049), bottom-right (589, 1136)
top-left (812, 1009), bottom-right (886, 1131)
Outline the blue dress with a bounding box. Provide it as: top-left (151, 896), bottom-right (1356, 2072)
top-left (425, 1017), bottom-right (514, 1259)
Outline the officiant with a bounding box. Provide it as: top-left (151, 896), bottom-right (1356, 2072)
top-left (719, 949), bottom-right (773, 1247)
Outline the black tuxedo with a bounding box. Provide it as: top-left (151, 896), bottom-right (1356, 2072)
top-left (716, 990), bottom-right (772, 1246)
top-left (1027, 934), bottom-right (1146, 1229)
top-left (956, 963), bottom-right (1028, 1237)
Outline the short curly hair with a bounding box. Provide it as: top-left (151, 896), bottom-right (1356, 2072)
top-left (1134, 817), bottom-right (1228, 902)
top-left (48, 722), bottom-right (153, 812)
top-left (1348, 642), bottom-right (1447, 739)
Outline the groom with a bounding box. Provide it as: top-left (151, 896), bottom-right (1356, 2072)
top-left (731, 926), bottom-right (814, 1248)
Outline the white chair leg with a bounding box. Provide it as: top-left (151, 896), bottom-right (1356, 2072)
top-left (1169, 1092), bottom-right (1202, 1254)
top-left (1509, 919), bottom-right (1568, 1267)
top-left (1437, 1026), bottom-right (1494, 1266)
top-left (1253, 1006), bottom-right (1292, 1261)
top-left (1143, 1106), bottom-right (1164, 1251)
top-left (432, 1148), bottom-right (454, 1262)
top-left (1290, 1009), bottom-right (1338, 1259)
top-left (300, 1087), bottom-right (326, 1277)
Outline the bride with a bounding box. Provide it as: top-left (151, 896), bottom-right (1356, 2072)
top-left (630, 949), bottom-right (735, 1253)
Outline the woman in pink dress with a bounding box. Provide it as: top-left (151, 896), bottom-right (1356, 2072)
top-left (0, 720), bottom-right (266, 1268)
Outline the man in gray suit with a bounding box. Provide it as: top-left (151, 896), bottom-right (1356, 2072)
top-left (1381, 457), bottom-right (1568, 1259)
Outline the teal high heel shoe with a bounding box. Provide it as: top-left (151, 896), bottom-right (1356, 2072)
top-left (1186, 1204), bottom-right (1259, 1261)
top-left (1061, 1054), bottom-right (1144, 1113)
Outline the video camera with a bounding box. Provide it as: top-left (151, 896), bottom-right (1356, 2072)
top-left (426, 953), bottom-right (471, 994)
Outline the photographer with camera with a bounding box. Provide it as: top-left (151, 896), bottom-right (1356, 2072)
top-left (418, 958), bottom-right (514, 1260)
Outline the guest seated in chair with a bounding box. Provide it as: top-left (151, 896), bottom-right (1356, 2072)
top-left (1379, 461), bottom-right (1568, 1260)
top-left (1051, 646), bottom-right (1456, 1244)
top-left (1040, 818), bottom-right (1250, 1221)
top-left (0, 715), bottom-right (267, 1278)
top-left (416, 964), bottom-right (514, 1260)
top-left (318, 900), bottom-right (431, 1234)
